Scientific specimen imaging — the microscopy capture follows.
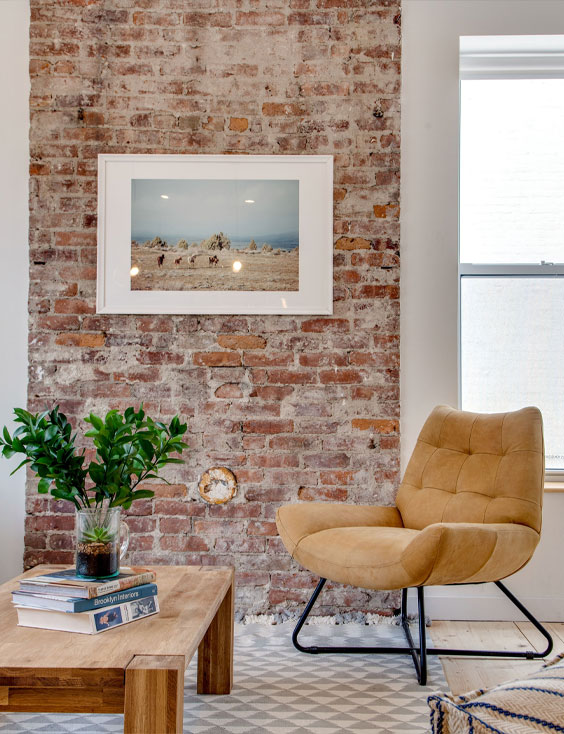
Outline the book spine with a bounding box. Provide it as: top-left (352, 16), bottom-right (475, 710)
top-left (92, 595), bottom-right (160, 633)
top-left (73, 583), bottom-right (158, 612)
top-left (89, 571), bottom-right (157, 599)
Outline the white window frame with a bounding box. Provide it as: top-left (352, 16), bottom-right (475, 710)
top-left (458, 35), bottom-right (564, 478)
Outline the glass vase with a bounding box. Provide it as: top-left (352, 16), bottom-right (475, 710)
top-left (75, 506), bottom-right (130, 579)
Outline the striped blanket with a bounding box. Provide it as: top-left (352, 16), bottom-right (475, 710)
top-left (429, 653), bottom-right (564, 733)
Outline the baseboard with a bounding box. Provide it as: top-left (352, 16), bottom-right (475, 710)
top-left (407, 590), bottom-right (564, 622)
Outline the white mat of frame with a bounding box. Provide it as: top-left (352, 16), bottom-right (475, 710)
top-left (0, 621), bottom-right (447, 734)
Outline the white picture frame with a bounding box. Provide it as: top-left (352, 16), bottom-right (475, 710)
top-left (96, 154), bottom-right (333, 315)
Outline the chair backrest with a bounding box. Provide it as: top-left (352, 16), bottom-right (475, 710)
top-left (396, 405), bottom-right (544, 532)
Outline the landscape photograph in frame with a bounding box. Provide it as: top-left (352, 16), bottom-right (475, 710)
top-left (130, 179), bottom-right (299, 292)
top-left (97, 154), bottom-right (333, 315)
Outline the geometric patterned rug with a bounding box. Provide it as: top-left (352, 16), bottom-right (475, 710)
top-left (0, 622), bottom-right (448, 733)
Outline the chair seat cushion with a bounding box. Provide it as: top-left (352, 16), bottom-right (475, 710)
top-left (276, 503), bottom-right (540, 590)
top-left (296, 525), bottom-right (421, 590)
top-left (428, 653), bottom-right (564, 733)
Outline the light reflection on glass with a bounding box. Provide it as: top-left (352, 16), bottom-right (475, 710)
top-left (232, 261), bottom-right (242, 272)
top-left (130, 266), bottom-right (139, 276)
top-left (160, 194), bottom-right (169, 199)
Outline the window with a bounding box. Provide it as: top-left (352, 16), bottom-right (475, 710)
top-left (459, 37), bottom-right (564, 474)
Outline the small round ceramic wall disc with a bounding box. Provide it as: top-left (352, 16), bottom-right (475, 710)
top-left (199, 466), bottom-right (238, 504)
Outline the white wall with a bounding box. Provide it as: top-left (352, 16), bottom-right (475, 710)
top-left (0, 0), bottom-right (30, 582)
top-left (401, 0), bottom-right (564, 621)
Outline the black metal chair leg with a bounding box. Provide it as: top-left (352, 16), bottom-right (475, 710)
top-left (417, 586), bottom-right (427, 685)
top-left (291, 577), bottom-right (554, 686)
top-left (292, 577), bottom-right (327, 653)
top-left (399, 587), bottom-right (426, 684)
top-left (292, 579), bottom-right (429, 682)
top-left (425, 580), bottom-right (554, 660)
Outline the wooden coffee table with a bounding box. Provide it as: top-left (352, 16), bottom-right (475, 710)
top-left (0, 565), bottom-right (234, 733)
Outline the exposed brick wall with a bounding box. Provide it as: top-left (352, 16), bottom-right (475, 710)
top-left (27, 0), bottom-right (401, 614)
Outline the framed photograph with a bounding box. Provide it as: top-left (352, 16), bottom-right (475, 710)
top-left (97, 154), bottom-right (333, 315)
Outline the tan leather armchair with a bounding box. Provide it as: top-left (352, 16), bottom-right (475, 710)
top-left (276, 405), bottom-right (552, 684)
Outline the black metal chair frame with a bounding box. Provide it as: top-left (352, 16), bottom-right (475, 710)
top-left (292, 578), bottom-right (554, 686)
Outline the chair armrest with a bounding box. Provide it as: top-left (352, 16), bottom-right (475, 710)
top-left (401, 522), bottom-right (540, 587)
top-left (276, 503), bottom-right (403, 556)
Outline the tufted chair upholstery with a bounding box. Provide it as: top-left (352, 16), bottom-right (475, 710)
top-left (276, 405), bottom-right (544, 591)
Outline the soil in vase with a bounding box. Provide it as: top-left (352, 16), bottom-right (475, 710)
top-left (76, 540), bottom-right (119, 579)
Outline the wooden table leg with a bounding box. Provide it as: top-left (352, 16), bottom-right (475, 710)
top-left (197, 575), bottom-right (234, 694)
top-left (124, 655), bottom-right (184, 734)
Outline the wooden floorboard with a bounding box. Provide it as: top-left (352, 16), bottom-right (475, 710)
top-left (430, 621), bottom-right (561, 695)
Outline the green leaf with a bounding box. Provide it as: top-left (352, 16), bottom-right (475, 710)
top-left (43, 425), bottom-right (58, 441)
top-left (131, 489), bottom-right (155, 499)
top-left (88, 413), bottom-right (104, 430)
top-left (9, 458), bottom-right (30, 475)
top-left (37, 478), bottom-right (51, 494)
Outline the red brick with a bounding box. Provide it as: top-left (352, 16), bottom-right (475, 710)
top-left (54, 298), bottom-right (94, 314)
top-left (123, 516), bottom-right (156, 533)
top-left (320, 470), bottom-right (357, 485)
top-left (159, 517), bottom-right (189, 534)
top-left (136, 317), bottom-right (173, 333)
top-left (353, 285), bottom-right (400, 299)
top-left (374, 203), bottom-right (400, 219)
top-left (299, 353), bottom-right (347, 367)
top-left (38, 315), bottom-right (80, 331)
top-left (303, 452), bottom-right (350, 469)
top-left (244, 352), bottom-right (293, 367)
top-left (114, 367), bottom-right (161, 383)
top-left (269, 589), bottom-right (310, 605)
top-left (55, 333), bottom-right (105, 347)
top-left (55, 231), bottom-right (96, 247)
top-left (208, 503), bottom-right (262, 518)
top-left (237, 571), bottom-right (270, 586)
top-left (352, 418), bottom-right (399, 433)
top-left (248, 521), bottom-right (278, 536)
top-left (301, 318), bottom-right (349, 333)
top-left (335, 236), bottom-right (371, 250)
top-left (137, 351), bottom-right (185, 366)
top-left (229, 117), bottom-right (248, 132)
top-left (27, 515), bottom-right (75, 532)
top-left (141, 484), bottom-right (187, 498)
top-left (215, 383), bottom-right (244, 399)
top-left (298, 486), bottom-right (348, 501)
top-left (262, 102), bottom-right (305, 116)
top-left (319, 369), bottom-right (363, 384)
top-left (249, 386), bottom-right (294, 401)
top-left (349, 352), bottom-right (399, 368)
top-left (130, 535), bottom-right (154, 552)
top-left (267, 370), bottom-right (316, 385)
top-left (193, 352), bottom-right (242, 367)
top-left (250, 454), bottom-right (299, 468)
top-left (269, 435), bottom-right (318, 450)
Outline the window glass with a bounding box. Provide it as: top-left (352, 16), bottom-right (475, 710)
top-left (460, 79), bottom-right (564, 264)
top-left (460, 276), bottom-right (564, 470)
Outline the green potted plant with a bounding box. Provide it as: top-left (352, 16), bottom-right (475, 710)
top-left (0, 405), bottom-right (188, 579)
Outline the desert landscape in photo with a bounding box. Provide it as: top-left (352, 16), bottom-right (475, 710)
top-left (130, 178), bottom-right (299, 292)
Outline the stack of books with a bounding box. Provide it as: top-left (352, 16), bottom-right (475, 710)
top-left (12, 566), bottom-right (158, 634)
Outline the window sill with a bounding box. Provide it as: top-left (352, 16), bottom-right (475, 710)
top-left (544, 481), bottom-right (564, 493)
